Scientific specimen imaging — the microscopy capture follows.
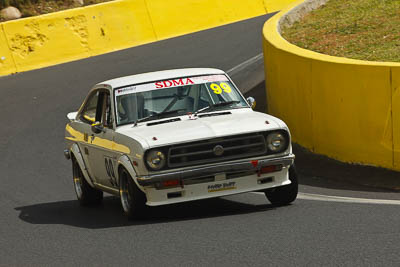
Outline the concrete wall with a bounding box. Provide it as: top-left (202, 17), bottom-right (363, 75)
top-left (0, 0), bottom-right (298, 77)
top-left (263, 0), bottom-right (400, 171)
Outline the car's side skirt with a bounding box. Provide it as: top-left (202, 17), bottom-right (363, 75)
top-left (93, 182), bottom-right (119, 196)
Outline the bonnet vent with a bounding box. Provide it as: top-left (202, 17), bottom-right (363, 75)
top-left (147, 118), bottom-right (181, 126)
top-left (198, 111), bottom-right (231, 118)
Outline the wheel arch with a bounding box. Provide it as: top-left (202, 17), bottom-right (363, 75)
top-left (69, 143), bottom-right (95, 187)
top-left (117, 155), bottom-right (144, 192)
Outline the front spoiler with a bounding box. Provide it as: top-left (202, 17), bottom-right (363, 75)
top-left (137, 154), bottom-right (295, 186)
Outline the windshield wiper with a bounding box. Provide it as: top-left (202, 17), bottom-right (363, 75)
top-left (133, 109), bottom-right (186, 126)
top-left (195, 101), bottom-right (240, 115)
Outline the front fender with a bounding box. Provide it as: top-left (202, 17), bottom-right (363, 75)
top-left (117, 155), bottom-right (144, 193)
top-left (69, 143), bottom-right (95, 187)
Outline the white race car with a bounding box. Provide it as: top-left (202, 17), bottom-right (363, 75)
top-left (64, 68), bottom-right (297, 219)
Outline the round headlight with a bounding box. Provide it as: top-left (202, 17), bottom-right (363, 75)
top-left (146, 150), bottom-right (166, 170)
top-left (266, 132), bottom-right (287, 153)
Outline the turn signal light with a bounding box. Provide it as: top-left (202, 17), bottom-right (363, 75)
top-left (258, 165), bottom-right (283, 176)
top-left (162, 179), bottom-right (180, 187)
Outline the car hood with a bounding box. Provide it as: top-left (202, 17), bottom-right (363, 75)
top-left (116, 109), bottom-right (287, 148)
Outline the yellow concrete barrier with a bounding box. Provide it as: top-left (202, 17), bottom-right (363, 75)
top-left (263, 0), bottom-right (400, 171)
top-left (0, 24), bottom-right (17, 76)
top-left (264, 0), bottom-right (301, 13)
top-left (146, 0), bottom-right (266, 40)
top-left (393, 68), bottom-right (400, 169)
top-left (1, 0), bottom-right (157, 74)
top-left (0, 0), bottom-right (298, 77)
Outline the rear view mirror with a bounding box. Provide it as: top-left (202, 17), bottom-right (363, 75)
top-left (91, 122), bottom-right (104, 134)
top-left (246, 97), bottom-right (256, 109)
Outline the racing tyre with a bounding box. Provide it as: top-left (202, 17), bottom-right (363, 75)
top-left (265, 164), bottom-right (298, 206)
top-left (119, 168), bottom-right (147, 220)
top-left (72, 158), bottom-right (103, 206)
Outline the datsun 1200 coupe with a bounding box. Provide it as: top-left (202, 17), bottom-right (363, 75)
top-left (64, 68), bottom-right (297, 219)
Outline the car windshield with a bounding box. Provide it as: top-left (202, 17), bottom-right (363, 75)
top-left (114, 74), bottom-right (248, 126)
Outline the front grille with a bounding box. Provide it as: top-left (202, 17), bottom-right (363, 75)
top-left (168, 133), bottom-right (267, 168)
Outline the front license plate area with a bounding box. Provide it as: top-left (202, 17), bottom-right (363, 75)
top-left (207, 181), bottom-right (236, 193)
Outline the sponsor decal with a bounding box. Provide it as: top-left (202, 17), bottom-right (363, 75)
top-left (155, 78), bottom-right (194, 88)
top-left (208, 182), bottom-right (236, 192)
top-left (193, 75), bottom-right (228, 83)
top-left (115, 86), bottom-right (136, 96)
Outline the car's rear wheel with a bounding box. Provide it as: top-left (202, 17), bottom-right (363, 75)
top-left (265, 164), bottom-right (298, 206)
top-left (72, 158), bottom-right (103, 206)
top-left (119, 168), bottom-right (147, 219)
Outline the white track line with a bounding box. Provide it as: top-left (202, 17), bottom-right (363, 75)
top-left (226, 53), bottom-right (263, 75)
top-left (297, 192), bottom-right (400, 205)
top-left (253, 192), bottom-right (400, 205)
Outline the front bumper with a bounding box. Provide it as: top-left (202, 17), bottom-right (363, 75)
top-left (137, 154), bottom-right (295, 186)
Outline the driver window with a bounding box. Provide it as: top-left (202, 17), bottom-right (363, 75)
top-left (81, 91), bottom-right (99, 124)
top-left (80, 91), bottom-right (113, 128)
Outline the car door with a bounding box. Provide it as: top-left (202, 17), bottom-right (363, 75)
top-left (79, 89), bottom-right (118, 188)
top-left (76, 90), bottom-right (101, 184)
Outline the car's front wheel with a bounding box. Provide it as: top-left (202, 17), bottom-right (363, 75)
top-left (265, 164), bottom-right (298, 206)
top-left (119, 168), bottom-right (147, 219)
top-left (72, 158), bottom-right (103, 206)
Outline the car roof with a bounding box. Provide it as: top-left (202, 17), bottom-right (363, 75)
top-left (98, 68), bottom-right (226, 89)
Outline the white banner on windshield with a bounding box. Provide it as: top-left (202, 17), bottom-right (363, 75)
top-left (115, 75), bottom-right (228, 96)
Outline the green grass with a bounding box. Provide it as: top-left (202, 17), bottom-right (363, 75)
top-left (281, 0), bottom-right (400, 62)
top-left (1, 0), bottom-right (111, 22)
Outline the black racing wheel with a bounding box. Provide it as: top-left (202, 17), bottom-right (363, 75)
top-left (265, 164), bottom-right (298, 206)
top-left (72, 157), bottom-right (103, 206)
top-left (119, 168), bottom-right (147, 219)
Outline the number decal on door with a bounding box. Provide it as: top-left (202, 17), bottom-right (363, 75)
top-left (105, 158), bottom-right (117, 186)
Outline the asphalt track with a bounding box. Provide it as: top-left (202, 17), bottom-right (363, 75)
top-left (1, 14), bottom-right (400, 266)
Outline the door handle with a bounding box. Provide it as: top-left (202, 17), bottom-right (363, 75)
top-left (90, 134), bottom-right (95, 143)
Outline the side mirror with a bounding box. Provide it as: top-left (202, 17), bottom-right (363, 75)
top-left (247, 97), bottom-right (256, 109)
top-left (91, 121), bottom-right (104, 134)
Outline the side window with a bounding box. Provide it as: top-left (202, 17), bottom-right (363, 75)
top-left (81, 91), bottom-right (99, 124)
top-left (80, 91), bottom-right (113, 128)
top-left (102, 93), bottom-right (113, 128)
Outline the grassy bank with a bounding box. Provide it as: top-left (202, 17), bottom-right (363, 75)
top-left (0, 0), bottom-right (111, 22)
top-left (281, 0), bottom-right (400, 62)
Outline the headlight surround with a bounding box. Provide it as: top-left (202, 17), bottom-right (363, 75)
top-left (145, 149), bottom-right (167, 171)
top-left (266, 131), bottom-right (288, 153)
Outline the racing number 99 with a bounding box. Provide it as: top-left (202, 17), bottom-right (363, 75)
top-left (210, 83), bottom-right (232, 94)
top-left (105, 158), bottom-right (117, 186)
